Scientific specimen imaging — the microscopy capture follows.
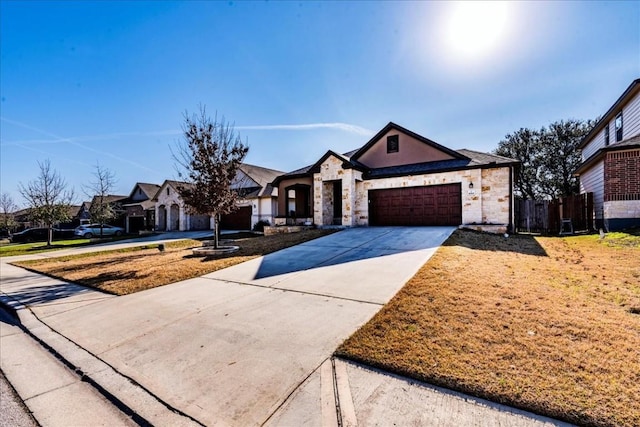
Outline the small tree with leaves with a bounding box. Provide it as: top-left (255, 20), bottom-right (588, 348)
top-left (18, 160), bottom-right (75, 245)
top-left (0, 192), bottom-right (18, 233)
top-left (172, 106), bottom-right (249, 248)
top-left (85, 163), bottom-right (117, 237)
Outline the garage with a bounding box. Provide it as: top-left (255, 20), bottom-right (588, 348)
top-left (220, 206), bottom-right (252, 230)
top-left (368, 183), bottom-right (462, 226)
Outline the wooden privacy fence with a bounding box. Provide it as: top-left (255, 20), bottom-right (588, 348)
top-left (514, 193), bottom-right (594, 234)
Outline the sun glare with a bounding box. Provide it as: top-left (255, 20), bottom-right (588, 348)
top-left (445, 1), bottom-right (509, 62)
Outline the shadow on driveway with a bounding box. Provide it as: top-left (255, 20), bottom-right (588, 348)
top-left (1, 283), bottom-right (108, 307)
top-left (252, 227), bottom-right (455, 280)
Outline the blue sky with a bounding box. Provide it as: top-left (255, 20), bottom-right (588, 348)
top-left (1, 1), bottom-right (638, 207)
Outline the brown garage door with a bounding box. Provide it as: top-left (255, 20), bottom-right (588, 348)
top-left (220, 206), bottom-right (252, 230)
top-left (369, 184), bottom-right (462, 226)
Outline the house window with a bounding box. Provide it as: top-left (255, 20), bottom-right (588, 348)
top-left (138, 188), bottom-right (143, 196)
top-left (615, 112), bottom-right (623, 142)
top-left (167, 188), bottom-right (170, 195)
top-left (387, 135), bottom-right (399, 153)
top-left (604, 125), bottom-right (609, 146)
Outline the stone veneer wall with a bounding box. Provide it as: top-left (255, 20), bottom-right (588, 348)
top-left (354, 167), bottom-right (512, 226)
top-left (480, 168), bottom-right (512, 225)
top-left (322, 182), bottom-right (334, 225)
top-left (313, 155), bottom-right (362, 226)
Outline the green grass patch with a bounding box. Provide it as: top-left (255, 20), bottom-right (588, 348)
top-left (0, 239), bottom-right (92, 257)
top-left (0, 235), bottom-right (145, 257)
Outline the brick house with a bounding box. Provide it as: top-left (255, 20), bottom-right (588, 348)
top-left (575, 78), bottom-right (640, 231)
top-left (272, 122), bottom-right (519, 232)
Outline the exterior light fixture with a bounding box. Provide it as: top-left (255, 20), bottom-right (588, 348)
top-left (469, 182), bottom-right (474, 189)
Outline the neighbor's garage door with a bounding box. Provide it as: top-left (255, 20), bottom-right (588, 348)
top-left (369, 183), bottom-right (462, 226)
top-left (220, 206), bottom-right (252, 230)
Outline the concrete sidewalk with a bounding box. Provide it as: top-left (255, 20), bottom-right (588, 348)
top-left (1, 227), bottom-right (572, 426)
top-left (3, 230), bottom-right (215, 263)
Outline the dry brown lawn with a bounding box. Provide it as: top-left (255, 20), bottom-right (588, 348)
top-left (14, 230), bottom-right (336, 295)
top-left (337, 229), bottom-right (640, 427)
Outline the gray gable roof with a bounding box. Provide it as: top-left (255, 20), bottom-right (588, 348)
top-left (152, 163), bottom-right (283, 201)
top-left (137, 183), bottom-right (161, 199)
top-left (237, 163), bottom-right (284, 197)
top-left (272, 128), bottom-right (518, 184)
top-left (364, 149), bottom-right (517, 179)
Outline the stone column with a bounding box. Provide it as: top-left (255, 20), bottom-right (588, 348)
top-left (313, 173), bottom-right (323, 226)
top-left (342, 170), bottom-right (356, 227)
top-left (179, 205), bottom-right (187, 231)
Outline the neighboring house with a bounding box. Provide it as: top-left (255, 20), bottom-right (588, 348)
top-left (122, 182), bottom-right (161, 233)
top-left (575, 78), bottom-right (640, 231)
top-left (77, 201), bottom-right (92, 225)
top-left (153, 163), bottom-right (282, 231)
top-left (88, 194), bottom-right (128, 228)
top-left (272, 122), bottom-right (519, 231)
top-left (226, 163), bottom-right (282, 229)
top-left (12, 205), bottom-right (84, 230)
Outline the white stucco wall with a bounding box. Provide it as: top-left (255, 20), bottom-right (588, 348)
top-left (155, 185), bottom-right (188, 231)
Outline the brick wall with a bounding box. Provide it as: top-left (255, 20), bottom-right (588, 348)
top-left (604, 149), bottom-right (640, 201)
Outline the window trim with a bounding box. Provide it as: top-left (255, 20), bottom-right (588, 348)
top-left (615, 111), bottom-right (623, 142)
top-left (604, 124), bottom-right (609, 146)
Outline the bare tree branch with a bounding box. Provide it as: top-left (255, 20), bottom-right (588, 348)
top-left (172, 105), bottom-right (249, 248)
top-left (18, 159), bottom-right (75, 245)
top-left (0, 192), bottom-right (18, 232)
top-left (84, 163), bottom-right (118, 237)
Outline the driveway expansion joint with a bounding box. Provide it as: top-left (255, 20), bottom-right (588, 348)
top-left (206, 277), bottom-right (384, 306)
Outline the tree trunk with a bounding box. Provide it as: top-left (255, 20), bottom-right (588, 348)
top-left (213, 214), bottom-right (219, 249)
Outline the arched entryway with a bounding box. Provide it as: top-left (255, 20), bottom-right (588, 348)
top-left (157, 205), bottom-right (167, 231)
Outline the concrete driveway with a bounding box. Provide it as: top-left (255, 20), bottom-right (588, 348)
top-left (1, 226), bottom-right (454, 425)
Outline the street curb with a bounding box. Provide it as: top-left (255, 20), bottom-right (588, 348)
top-left (0, 295), bottom-right (204, 427)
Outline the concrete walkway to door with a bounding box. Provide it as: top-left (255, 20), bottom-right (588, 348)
top-left (1, 227), bottom-right (571, 426)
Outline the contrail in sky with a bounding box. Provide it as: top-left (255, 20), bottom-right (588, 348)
top-left (1, 117), bottom-right (164, 174)
top-left (1, 121), bottom-right (373, 146)
top-left (236, 122), bottom-right (374, 136)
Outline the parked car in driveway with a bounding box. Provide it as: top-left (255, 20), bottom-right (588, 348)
top-left (74, 224), bottom-right (125, 238)
top-left (8, 227), bottom-right (73, 243)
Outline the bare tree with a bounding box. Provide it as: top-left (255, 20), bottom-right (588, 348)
top-left (172, 106), bottom-right (249, 248)
top-left (0, 192), bottom-right (18, 233)
top-left (18, 160), bottom-right (75, 245)
top-left (85, 163), bottom-right (117, 237)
